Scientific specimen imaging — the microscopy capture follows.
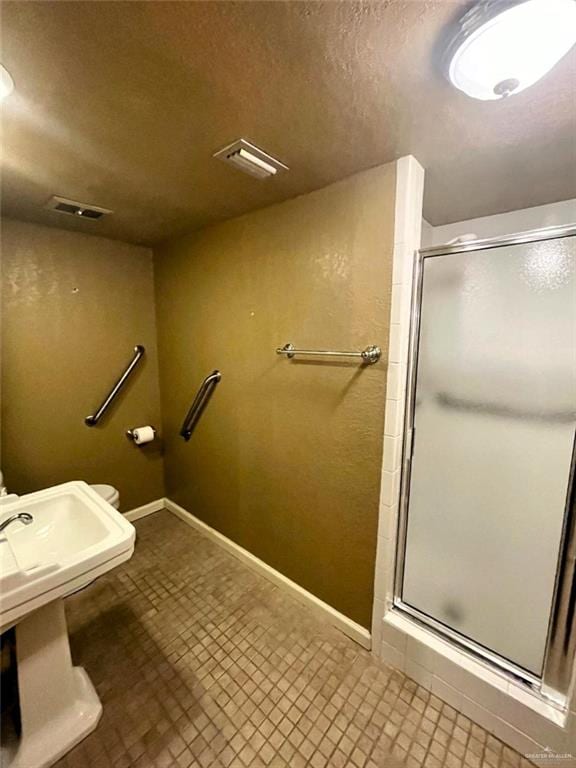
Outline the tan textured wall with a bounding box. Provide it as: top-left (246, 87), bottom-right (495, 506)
top-left (1, 219), bottom-right (164, 510)
top-left (154, 164), bottom-right (396, 627)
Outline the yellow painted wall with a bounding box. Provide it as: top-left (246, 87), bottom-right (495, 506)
top-left (154, 163), bottom-right (396, 627)
top-left (1, 219), bottom-right (164, 510)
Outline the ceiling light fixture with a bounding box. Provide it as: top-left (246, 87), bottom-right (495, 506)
top-left (213, 139), bottom-right (288, 179)
top-left (445, 0), bottom-right (576, 100)
top-left (0, 63), bottom-right (14, 101)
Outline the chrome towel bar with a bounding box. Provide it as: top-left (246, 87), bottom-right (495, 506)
top-left (85, 345), bottom-right (145, 426)
top-left (180, 370), bottom-right (221, 441)
top-left (276, 343), bottom-right (381, 365)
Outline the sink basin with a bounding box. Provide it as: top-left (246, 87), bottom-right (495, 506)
top-left (8, 492), bottom-right (113, 568)
top-left (0, 481), bottom-right (135, 768)
top-left (0, 480), bottom-right (135, 632)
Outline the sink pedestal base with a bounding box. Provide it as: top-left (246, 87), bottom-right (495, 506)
top-left (9, 599), bottom-right (102, 768)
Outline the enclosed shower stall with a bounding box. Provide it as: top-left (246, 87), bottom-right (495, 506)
top-left (395, 225), bottom-right (576, 703)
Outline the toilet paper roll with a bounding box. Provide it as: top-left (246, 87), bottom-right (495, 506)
top-left (131, 426), bottom-right (156, 445)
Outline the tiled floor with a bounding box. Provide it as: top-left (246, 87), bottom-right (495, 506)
top-left (10, 511), bottom-right (536, 768)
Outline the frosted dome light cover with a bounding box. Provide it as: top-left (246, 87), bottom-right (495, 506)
top-left (447, 0), bottom-right (576, 100)
top-left (0, 64), bottom-right (14, 101)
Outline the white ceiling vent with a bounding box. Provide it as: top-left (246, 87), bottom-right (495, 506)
top-left (213, 139), bottom-right (288, 179)
top-left (45, 195), bottom-right (113, 220)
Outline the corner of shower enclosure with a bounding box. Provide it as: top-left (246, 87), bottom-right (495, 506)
top-left (391, 224), bottom-right (576, 709)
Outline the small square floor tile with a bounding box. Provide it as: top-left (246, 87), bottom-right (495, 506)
top-left (0, 511), bottom-right (535, 768)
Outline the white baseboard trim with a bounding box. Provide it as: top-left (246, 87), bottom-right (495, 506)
top-left (164, 498), bottom-right (371, 650)
top-left (124, 498), bottom-right (165, 521)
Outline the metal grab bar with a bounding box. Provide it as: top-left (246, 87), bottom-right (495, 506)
top-left (180, 370), bottom-right (221, 441)
top-left (85, 345), bottom-right (145, 426)
top-left (276, 343), bottom-right (381, 365)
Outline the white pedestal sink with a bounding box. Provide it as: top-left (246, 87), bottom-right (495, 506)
top-left (0, 482), bottom-right (135, 768)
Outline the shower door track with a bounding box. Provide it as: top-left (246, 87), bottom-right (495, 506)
top-left (393, 598), bottom-right (541, 688)
top-left (392, 223), bottom-right (576, 705)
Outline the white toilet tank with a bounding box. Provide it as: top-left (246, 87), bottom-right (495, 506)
top-left (90, 484), bottom-right (120, 510)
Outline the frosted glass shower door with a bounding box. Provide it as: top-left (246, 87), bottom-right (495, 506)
top-left (401, 235), bottom-right (576, 676)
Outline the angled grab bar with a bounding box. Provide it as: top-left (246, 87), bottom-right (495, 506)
top-left (180, 370), bottom-right (221, 441)
top-left (85, 345), bottom-right (145, 426)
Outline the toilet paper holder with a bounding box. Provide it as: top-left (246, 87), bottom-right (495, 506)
top-left (126, 426), bottom-right (157, 444)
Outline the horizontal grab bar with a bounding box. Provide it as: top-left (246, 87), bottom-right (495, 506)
top-left (180, 370), bottom-right (221, 441)
top-left (276, 343), bottom-right (381, 365)
top-left (85, 345), bottom-right (145, 426)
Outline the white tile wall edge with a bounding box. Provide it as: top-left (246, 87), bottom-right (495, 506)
top-left (372, 154), bottom-right (424, 655)
top-left (124, 498), bottom-right (165, 521)
top-left (372, 156), bottom-right (576, 760)
top-left (146, 498), bottom-right (372, 650)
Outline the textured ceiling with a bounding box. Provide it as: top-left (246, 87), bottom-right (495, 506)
top-left (1, 0), bottom-right (575, 245)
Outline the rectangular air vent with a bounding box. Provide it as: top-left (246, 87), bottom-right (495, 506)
top-left (213, 139), bottom-right (288, 179)
top-left (45, 196), bottom-right (113, 220)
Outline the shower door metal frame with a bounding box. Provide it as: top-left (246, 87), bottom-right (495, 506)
top-left (392, 223), bottom-right (576, 703)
